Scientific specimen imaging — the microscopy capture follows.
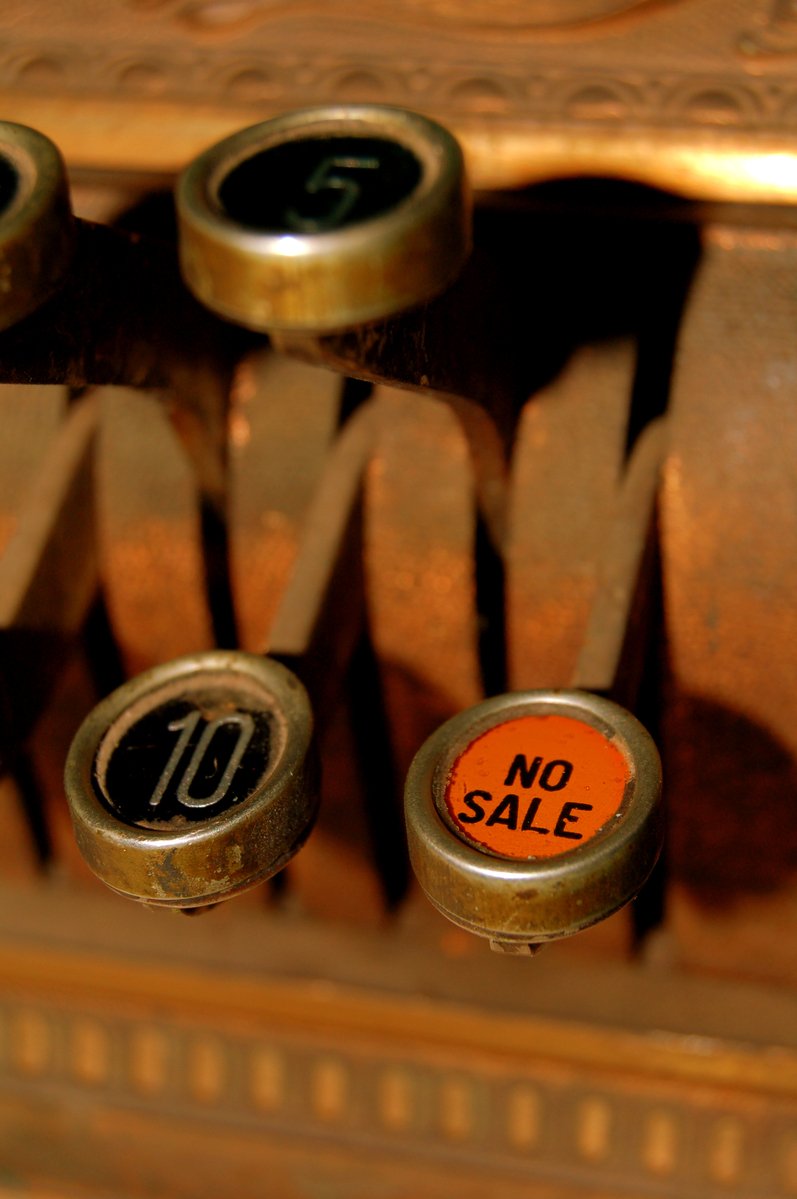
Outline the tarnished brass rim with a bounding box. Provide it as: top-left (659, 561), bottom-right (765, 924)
top-left (404, 690), bottom-right (663, 944)
top-left (0, 122), bottom-right (75, 331)
top-left (177, 105), bottom-right (470, 331)
top-left (64, 652), bottom-right (318, 908)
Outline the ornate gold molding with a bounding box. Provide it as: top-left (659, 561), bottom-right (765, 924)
top-left (1, 937), bottom-right (797, 1197)
top-left (2, 1), bottom-right (797, 199)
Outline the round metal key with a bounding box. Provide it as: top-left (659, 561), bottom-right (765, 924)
top-left (0, 122), bottom-right (75, 331)
top-left (177, 105), bottom-right (470, 332)
top-left (65, 652), bottom-right (318, 908)
top-left (404, 690), bottom-right (662, 951)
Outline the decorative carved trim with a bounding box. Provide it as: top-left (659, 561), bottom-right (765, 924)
top-left (740, 0), bottom-right (797, 59)
top-left (2, 1), bottom-right (797, 198)
top-left (1, 980), bottom-right (797, 1196)
top-left (2, 44), bottom-right (797, 136)
top-left (0, 1), bottom-right (795, 137)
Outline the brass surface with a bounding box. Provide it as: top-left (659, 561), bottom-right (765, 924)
top-left (0, 122), bottom-right (74, 331)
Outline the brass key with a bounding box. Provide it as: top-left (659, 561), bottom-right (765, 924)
top-left (0, 122), bottom-right (74, 332)
top-left (64, 652), bottom-right (318, 909)
top-left (405, 689), bottom-right (662, 953)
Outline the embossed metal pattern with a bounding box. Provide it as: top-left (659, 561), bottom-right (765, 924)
top-left (0, 982), bottom-right (796, 1198)
top-left (3, 1), bottom-right (797, 198)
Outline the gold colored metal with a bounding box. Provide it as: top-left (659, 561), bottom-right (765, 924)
top-left (6, 0), bottom-right (797, 207)
top-left (0, 122), bottom-right (75, 331)
top-left (64, 652), bottom-right (318, 909)
top-left (177, 105), bottom-right (470, 332)
top-left (405, 690), bottom-right (662, 949)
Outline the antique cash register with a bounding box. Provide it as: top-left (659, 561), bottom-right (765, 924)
top-left (0, 2), bottom-right (796, 1196)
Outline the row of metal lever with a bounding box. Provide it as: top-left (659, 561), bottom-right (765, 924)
top-left (0, 104), bottom-right (663, 953)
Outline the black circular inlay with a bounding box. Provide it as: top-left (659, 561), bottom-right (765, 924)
top-left (0, 152), bottom-right (19, 219)
top-left (217, 135), bottom-right (422, 234)
top-left (94, 687), bottom-right (273, 828)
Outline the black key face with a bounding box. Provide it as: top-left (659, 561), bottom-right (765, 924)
top-left (0, 152), bottom-right (18, 218)
top-left (93, 685), bottom-right (274, 828)
top-left (217, 135), bottom-right (422, 234)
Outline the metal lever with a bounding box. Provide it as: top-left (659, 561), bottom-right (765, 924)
top-left (404, 406), bottom-right (666, 953)
top-left (62, 394), bottom-right (376, 910)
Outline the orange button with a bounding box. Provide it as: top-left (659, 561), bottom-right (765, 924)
top-left (444, 713), bottom-right (630, 860)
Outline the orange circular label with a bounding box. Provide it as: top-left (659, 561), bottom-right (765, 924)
top-left (443, 714), bottom-right (630, 859)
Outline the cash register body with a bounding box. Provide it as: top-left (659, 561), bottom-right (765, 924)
top-left (0, 2), bottom-right (797, 1197)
